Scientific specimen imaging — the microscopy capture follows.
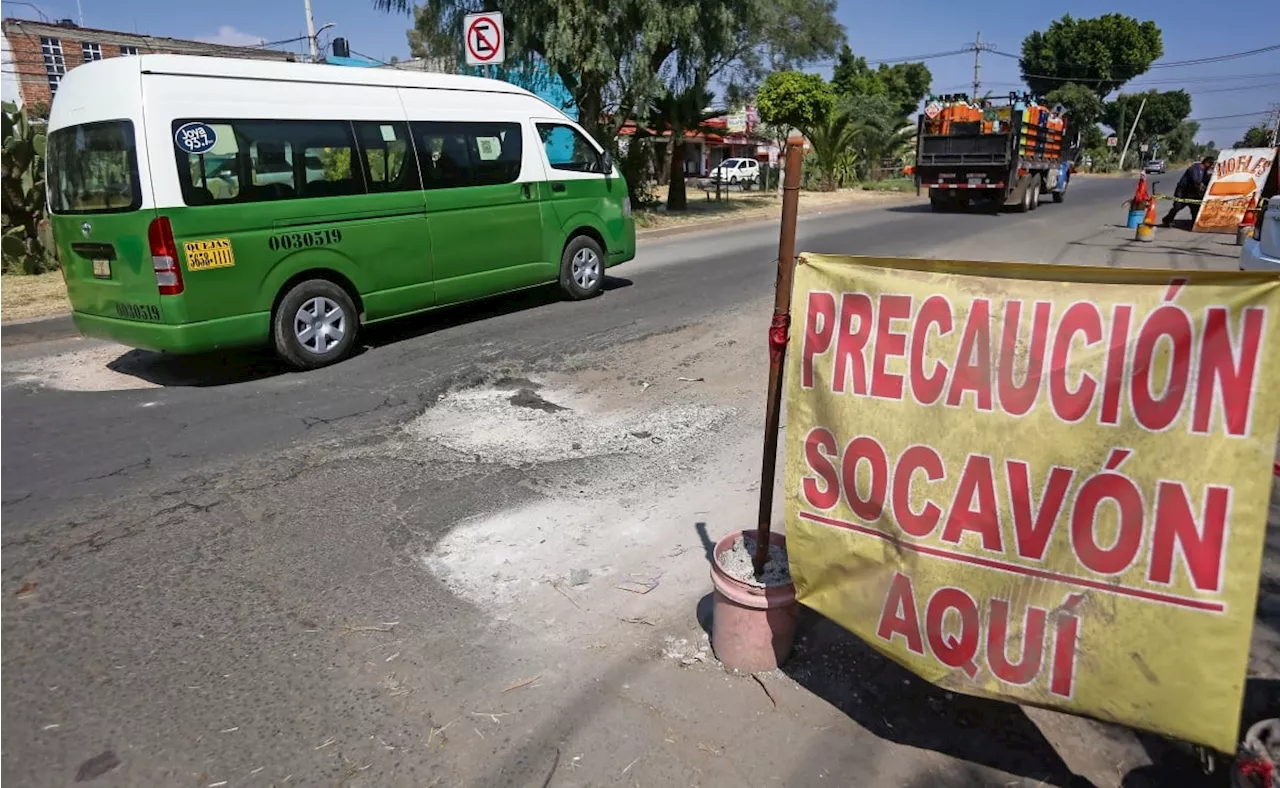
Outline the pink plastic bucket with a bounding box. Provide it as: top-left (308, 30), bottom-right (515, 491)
top-left (709, 530), bottom-right (798, 673)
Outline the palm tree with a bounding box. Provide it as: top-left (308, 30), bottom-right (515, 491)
top-left (805, 109), bottom-right (864, 191)
top-left (853, 115), bottom-right (916, 181)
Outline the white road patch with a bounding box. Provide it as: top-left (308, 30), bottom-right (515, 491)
top-left (416, 380), bottom-right (743, 610)
top-left (5, 344), bottom-right (158, 391)
top-left (405, 383), bottom-right (732, 468)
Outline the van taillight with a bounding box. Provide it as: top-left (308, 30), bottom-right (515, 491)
top-left (148, 216), bottom-right (183, 296)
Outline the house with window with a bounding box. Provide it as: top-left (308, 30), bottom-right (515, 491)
top-left (1, 18), bottom-right (294, 111)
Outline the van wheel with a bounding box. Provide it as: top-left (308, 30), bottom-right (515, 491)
top-left (273, 279), bottom-right (358, 370)
top-left (559, 235), bottom-right (605, 300)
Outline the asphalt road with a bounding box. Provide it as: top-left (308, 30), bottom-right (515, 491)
top-left (2, 177), bottom-right (1144, 523)
top-left (5, 176), bottom-right (1260, 788)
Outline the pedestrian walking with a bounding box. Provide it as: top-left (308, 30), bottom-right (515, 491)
top-left (1162, 156), bottom-right (1216, 227)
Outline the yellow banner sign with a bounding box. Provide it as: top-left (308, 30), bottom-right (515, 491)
top-left (783, 254), bottom-right (1280, 753)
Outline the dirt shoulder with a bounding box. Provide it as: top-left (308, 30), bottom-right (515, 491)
top-left (2, 273), bottom-right (69, 322)
top-left (636, 185), bottom-right (919, 234)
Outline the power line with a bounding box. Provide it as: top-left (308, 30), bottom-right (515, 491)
top-left (1186, 110), bottom-right (1272, 122)
top-left (989, 42), bottom-right (1280, 73)
top-left (813, 49), bottom-right (970, 67)
top-left (963, 77), bottom-right (1280, 97)
top-left (1149, 43), bottom-right (1280, 68)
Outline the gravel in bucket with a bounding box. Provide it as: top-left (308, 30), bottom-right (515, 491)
top-left (717, 536), bottom-right (791, 587)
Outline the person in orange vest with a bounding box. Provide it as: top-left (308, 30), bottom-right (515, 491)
top-left (1161, 156), bottom-right (1215, 228)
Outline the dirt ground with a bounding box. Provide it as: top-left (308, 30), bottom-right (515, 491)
top-left (635, 186), bottom-right (917, 232)
top-left (1, 272), bottom-right (69, 321)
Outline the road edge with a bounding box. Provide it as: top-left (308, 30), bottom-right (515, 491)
top-left (637, 193), bottom-right (920, 241)
top-left (0, 194), bottom-right (922, 345)
top-left (1, 313), bottom-right (79, 347)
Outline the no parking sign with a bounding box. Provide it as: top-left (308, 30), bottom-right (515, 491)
top-left (464, 12), bottom-right (504, 67)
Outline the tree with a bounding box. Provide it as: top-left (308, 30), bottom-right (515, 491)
top-left (756, 71), bottom-right (835, 135)
top-left (806, 107), bottom-right (862, 190)
top-left (831, 45), bottom-right (882, 99)
top-left (1043, 82), bottom-right (1103, 144)
top-left (875, 62), bottom-right (931, 118)
top-left (838, 93), bottom-right (907, 179)
top-left (649, 86), bottom-right (719, 211)
top-left (1020, 14), bottom-right (1163, 98)
top-left (1101, 90), bottom-right (1191, 151)
top-left (1235, 125), bottom-right (1273, 148)
top-left (378, 0), bottom-right (841, 149)
top-left (831, 45), bottom-right (930, 117)
top-left (1162, 120), bottom-right (1199, 161)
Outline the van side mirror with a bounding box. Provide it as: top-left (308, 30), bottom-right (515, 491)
top-left (602, 151), bottom-right (614, 174)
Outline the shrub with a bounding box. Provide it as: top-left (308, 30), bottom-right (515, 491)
top-left (2, 102), bottom-right (57, 274)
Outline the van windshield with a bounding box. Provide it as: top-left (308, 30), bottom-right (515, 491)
top-left (47, 120), bottom-right (142, 214)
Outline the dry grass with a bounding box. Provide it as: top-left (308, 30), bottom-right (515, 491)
top-left (2, 272), bottom-right (70, 321)
top-left (635, 186), bottom-right (917, 233)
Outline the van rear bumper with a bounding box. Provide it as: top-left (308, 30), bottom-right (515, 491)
top-left (72, 311), bottom-right (270, 354)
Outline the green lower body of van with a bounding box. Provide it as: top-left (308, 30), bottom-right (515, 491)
top-left (56, 180), bottom-right (635, 369)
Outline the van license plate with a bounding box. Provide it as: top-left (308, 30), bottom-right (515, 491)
top-left (92, 259), bottom-right (111, 279)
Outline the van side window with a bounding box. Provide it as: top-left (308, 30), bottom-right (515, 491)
top-left (412, 121), bottom-right (523, 190)
top-left (536, 123), bottom-right (604, 174)
top-left (172, 119), bottom-right (365, 204)
top-left (353, 121), bottom-right (420, 193)
top-left (298, 122), bottom-right (362, 198)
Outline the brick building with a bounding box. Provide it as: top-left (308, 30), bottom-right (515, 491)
top-left (1, 18), bottom-right (296, 110)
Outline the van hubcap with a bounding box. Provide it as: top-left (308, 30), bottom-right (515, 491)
top-left (294, 296), bottom-right (345, 354)
top-left (572, 248), bottom-right (600, 290)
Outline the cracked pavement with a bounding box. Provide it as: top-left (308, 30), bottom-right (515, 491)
top-left (3, 180), bottom-right (1276, 787)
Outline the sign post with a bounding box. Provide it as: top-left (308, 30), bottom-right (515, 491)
top-left (463, 11), bottom-right (505, 69)
top-left (752, 138), bottom-right (805, 576)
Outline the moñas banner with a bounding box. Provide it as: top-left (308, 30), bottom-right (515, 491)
top-left (784, 254), bottom-right (1280, 752)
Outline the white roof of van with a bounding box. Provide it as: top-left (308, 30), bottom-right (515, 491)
top-left (133, 54), bottom-right (537, 97)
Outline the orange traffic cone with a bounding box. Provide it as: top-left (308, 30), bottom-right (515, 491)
top-left (1127, 174), bottom-right (1151, 228)
top-left (1236, 194), bottom-right (1259, 245)
top-left (1136, 198), bottom-right (1158, 242)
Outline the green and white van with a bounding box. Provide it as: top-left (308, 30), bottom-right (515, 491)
top-left (46, 55), bottom-right (635, 368)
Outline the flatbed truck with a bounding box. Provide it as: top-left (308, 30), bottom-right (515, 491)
top-left (915, 93), bottom-right (1072, 213)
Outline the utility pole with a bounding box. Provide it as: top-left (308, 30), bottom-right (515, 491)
top-left (963, 32), bottom-right (996, 98)
top-left (1269, 103), bottom-right (1280, 147)
top-left (304, 0), bottom-right (319, 62)
top-left (1119, 96), bottom-right (1147, 172)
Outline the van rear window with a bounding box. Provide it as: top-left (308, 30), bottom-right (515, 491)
top-left (47, 120), bottom-right (142, 214)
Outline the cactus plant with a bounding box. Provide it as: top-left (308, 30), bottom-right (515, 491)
top-left (1, 101), bottom-right (55, 274)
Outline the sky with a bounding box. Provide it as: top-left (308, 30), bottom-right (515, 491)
top-left (4, 0), bottom-right (1277, 146)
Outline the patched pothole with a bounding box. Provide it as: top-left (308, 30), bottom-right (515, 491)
top-left (403, 378), bottom-right (732, 469)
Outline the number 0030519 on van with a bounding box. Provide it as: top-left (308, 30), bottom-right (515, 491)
top-left (47, 54), bottom-right (636, 369)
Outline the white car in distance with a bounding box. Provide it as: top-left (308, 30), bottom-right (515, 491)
top-left (710, 157), bottom-right (760, 186)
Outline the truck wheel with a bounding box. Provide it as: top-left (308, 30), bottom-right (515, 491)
top-left (930, 195), bottom-right (949, 212)
top-left (1015, 183), bottom-right (1031, 213)
top-left (1029, 180), bottom-right (1041, 210)
top-left (273, 279), bottom-right (359, 370)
